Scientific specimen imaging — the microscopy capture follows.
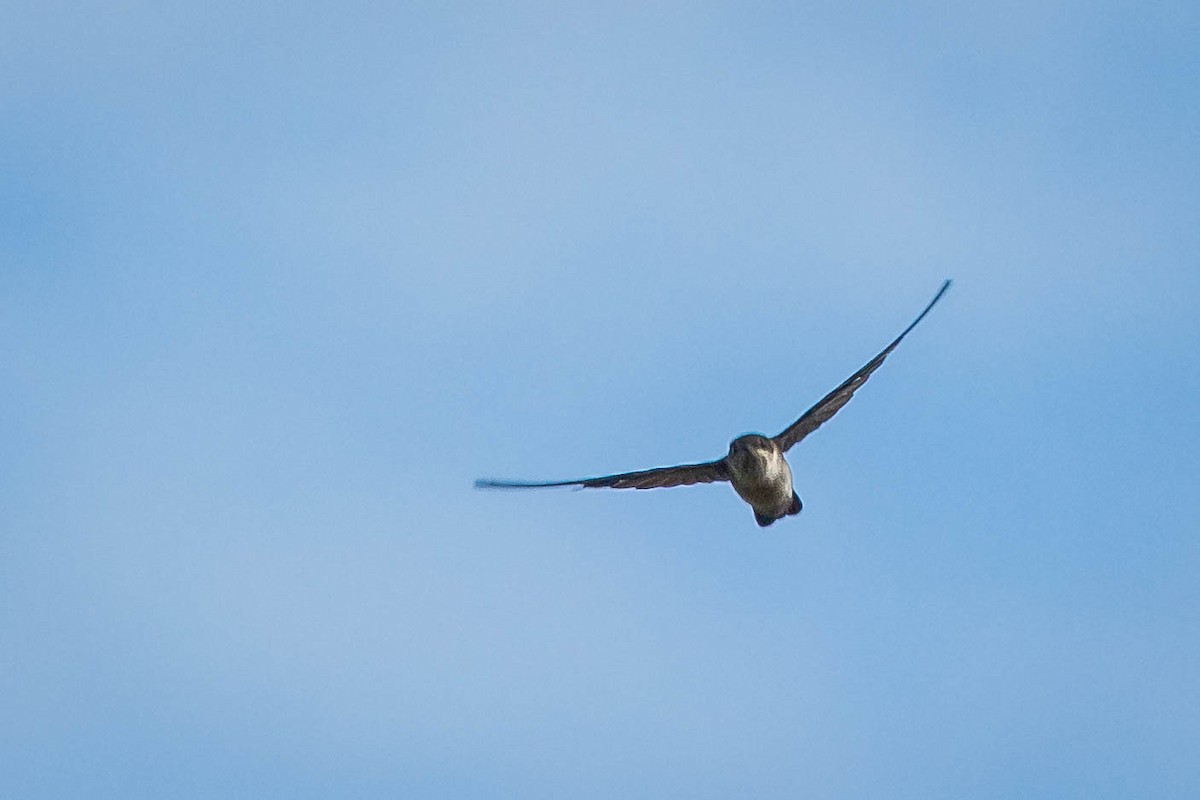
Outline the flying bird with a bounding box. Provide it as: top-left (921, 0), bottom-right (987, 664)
top-left (476, 280), bottom-right (951, 527)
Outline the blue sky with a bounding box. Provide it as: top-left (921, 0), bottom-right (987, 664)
top-left (2, 2), bottom-right (1198, 797)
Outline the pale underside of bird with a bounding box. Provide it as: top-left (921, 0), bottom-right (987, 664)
top-left (476, 280), bottom-right (951, 527)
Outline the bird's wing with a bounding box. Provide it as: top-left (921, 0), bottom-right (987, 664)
top-left (475, 458), bottom-right (729, 490)
top-left (772, 280), bottom-right (951, 453)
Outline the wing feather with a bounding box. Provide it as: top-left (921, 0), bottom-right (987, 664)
top-left (475, 459), bottom-right (729, 491)
top-left (772, 280), bottom-right (951, 452)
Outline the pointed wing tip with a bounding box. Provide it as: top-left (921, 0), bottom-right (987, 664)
top-left (474, 478), bottom-right (580, 490)
top-left (475, 478), bottom-right (518, 490)
top-left (921, 279), bottom-right (952, 314)
top-left (896, 278), bottom-right (953, 341)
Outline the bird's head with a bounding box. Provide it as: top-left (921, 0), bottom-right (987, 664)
top-left (728, 433), bottom-right (772, 457)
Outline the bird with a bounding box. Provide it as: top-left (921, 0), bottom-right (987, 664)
top-left (476, 280), bottom-right (951, 527)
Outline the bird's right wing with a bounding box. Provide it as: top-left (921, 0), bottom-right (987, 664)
top-left (772, 280), bottom-right (951, 452)
top-left (475, 458), bottom-right (729, 490)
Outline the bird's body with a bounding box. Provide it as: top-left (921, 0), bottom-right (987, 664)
top-left (476, 280), bottom-right (951, 527)
top-left (726, 434), bottom-right (800, 526)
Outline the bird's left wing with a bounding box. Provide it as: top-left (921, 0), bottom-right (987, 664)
top-left (772, 280), bottom-right (951, 452)
top-left (475, 458), bottom-right (729, 490)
